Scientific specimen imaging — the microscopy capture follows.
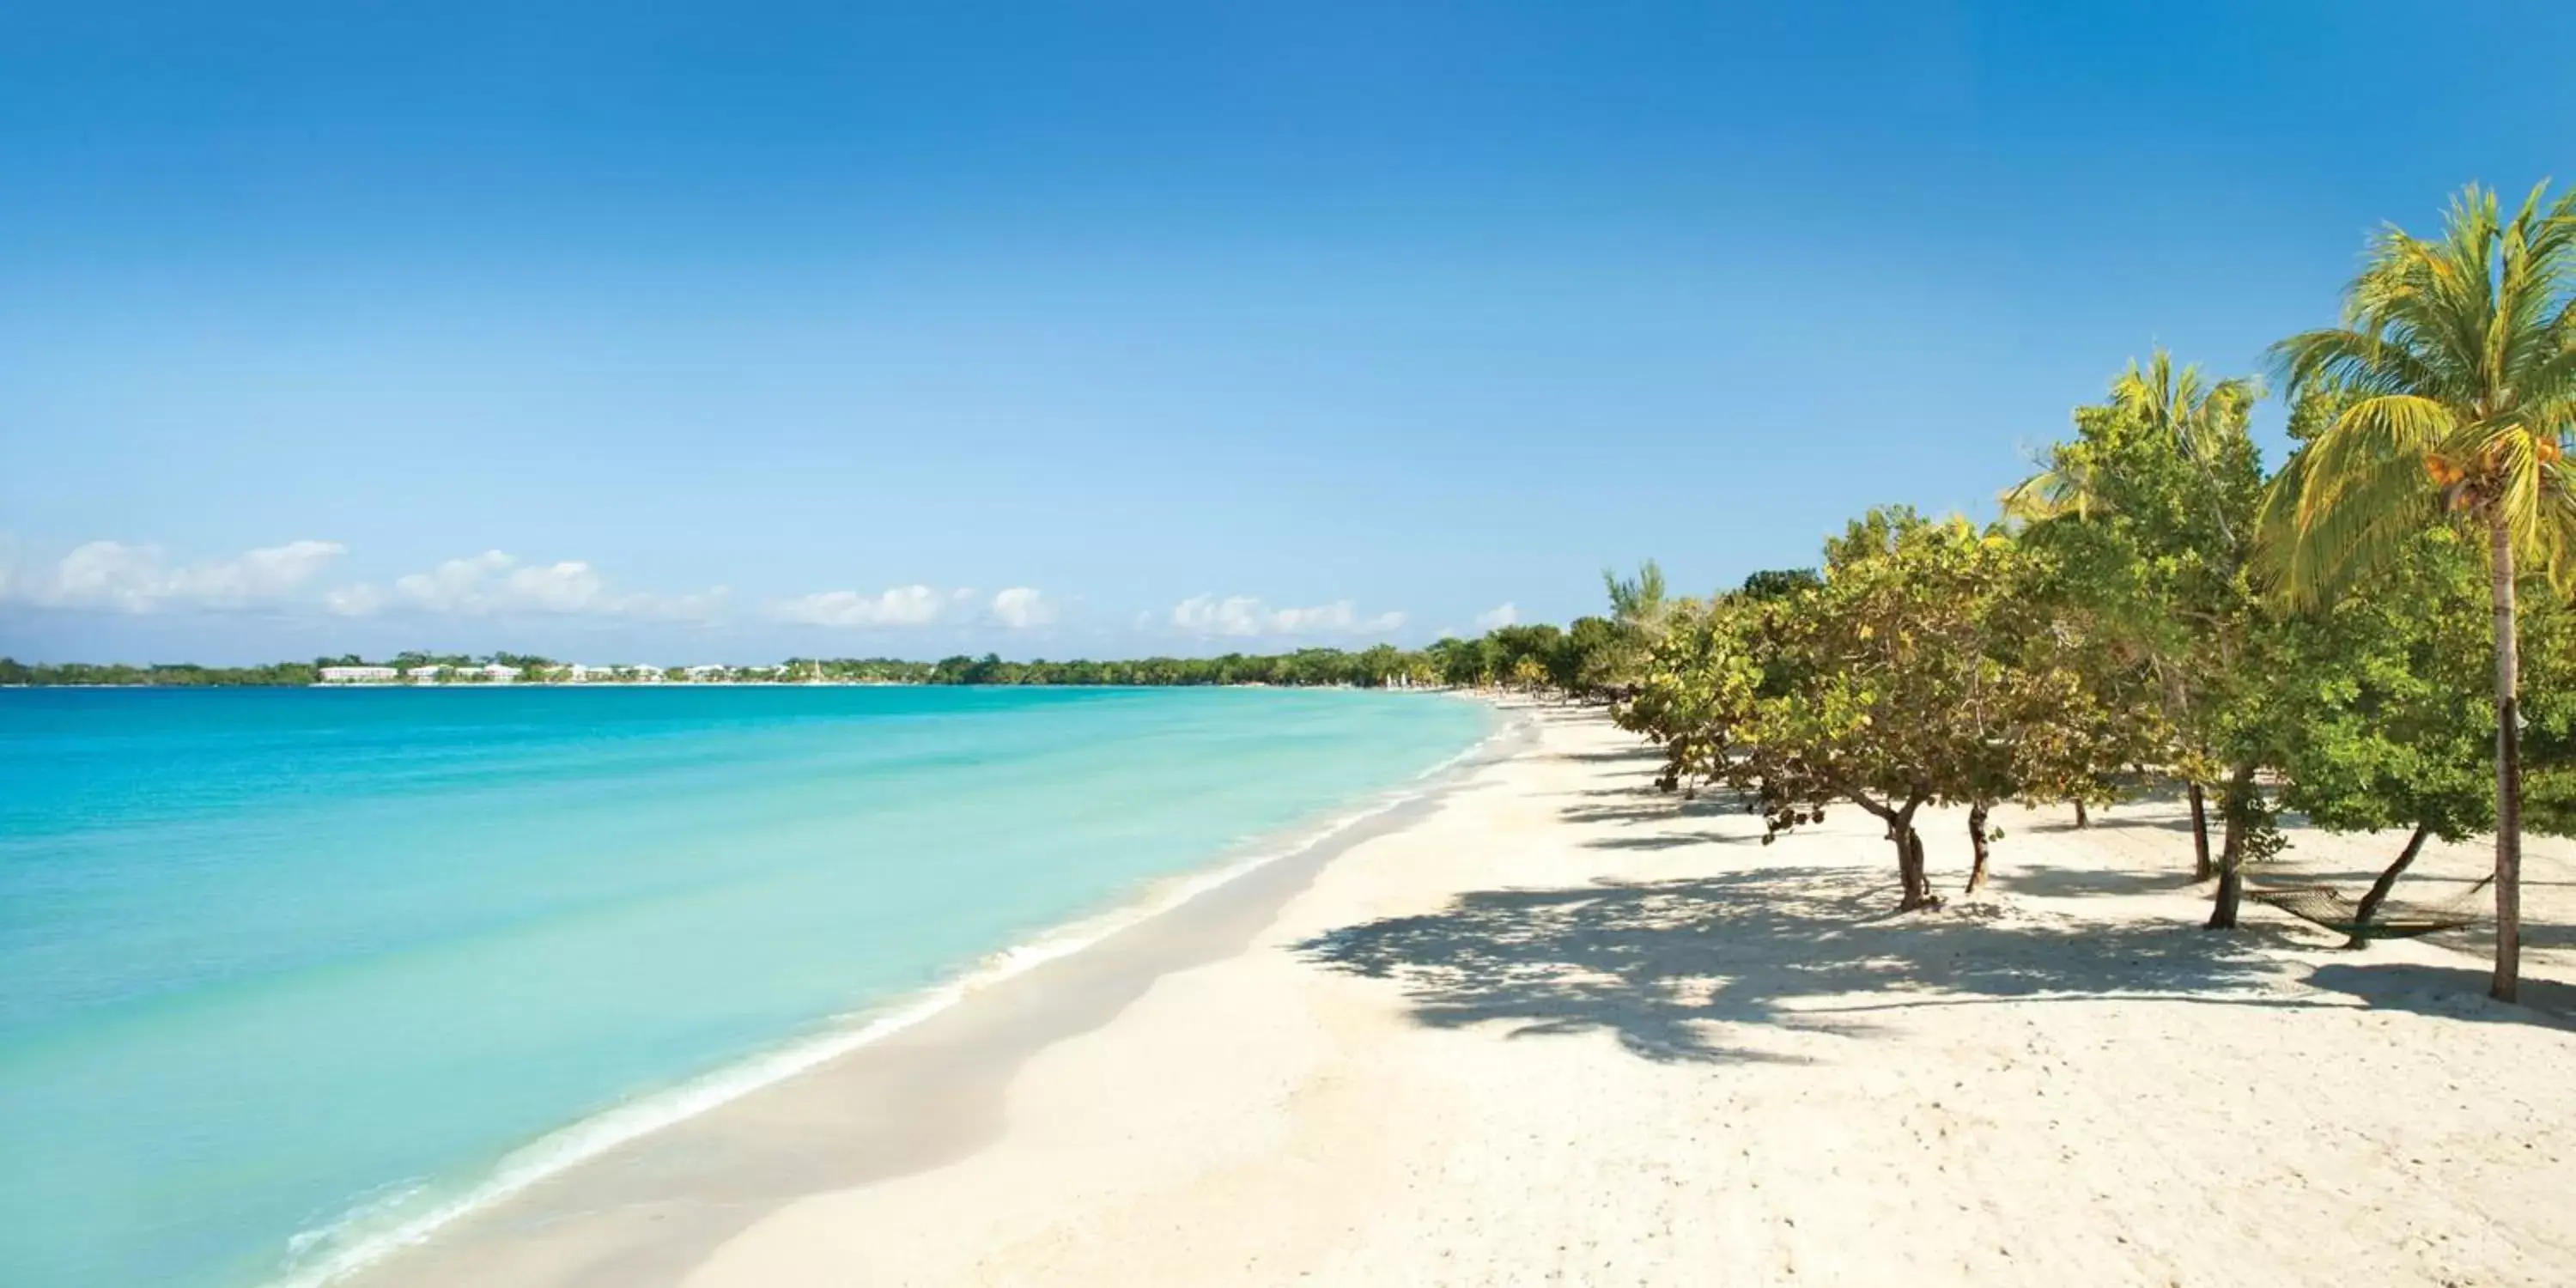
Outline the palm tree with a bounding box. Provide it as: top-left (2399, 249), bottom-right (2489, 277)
top-left (2002, 349), bottom-right (2259, 523)
top-left (1998, 442), bottom-right (2108, 523)
top-left (2263, 181), bottom-right (2576, 1003)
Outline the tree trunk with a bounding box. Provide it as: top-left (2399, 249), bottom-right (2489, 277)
top-left (2347, 823), bottom-right (2433, 950)
top-left (1893, 798), bottom-right (1939, 911)
top-left (1886, 823), bottom-right (1917, 908)
top-left (2219, 780), bottom-right (2245, 867)
top-left (2205, 862), bottom-right (2245, 928)
top-left (2206, 865), bottom-right (2241, 929)
top-left (2073, 799), bottom-right (2089, 829)
top-left (2204, 765), bottom-right (2255, 931)
top-left (1964, 802), bottom-right (1992, 894)
top-left (2187, 781), bottom-right (2213, 881)
top-left (1902, 827), bottom-right (1937, 910)
top-left (2489, 513), bottom-right (2524, 1002)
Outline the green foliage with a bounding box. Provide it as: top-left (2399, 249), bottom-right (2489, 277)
top-left (2009, 347), bottom-right (2270, 798)
top-left (2274, 527), bottom-right (2576, 843)
top-left (1619, 510), bottom-right (2149, 909)
top-left (1557, 617), bottom-right (1626, 694)
top-left (1601, 560), bottom-right (1668, 635)
top-left (1593, 560), bottom-right (1678, 690)
top-left (1737, 568), bottom-right (1820, 601)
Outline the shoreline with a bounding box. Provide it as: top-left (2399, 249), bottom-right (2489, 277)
top-left (320, 702), bottom-right (1528, 1288)
top-left (349, 703), bottom-right (2576, 1287)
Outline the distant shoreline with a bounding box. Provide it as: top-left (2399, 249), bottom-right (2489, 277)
top-left (0, 680), bottom-right (1474, 691)
top-left (2, 627), bottom-right (1584, 693)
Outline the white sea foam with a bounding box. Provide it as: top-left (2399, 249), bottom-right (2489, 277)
top-left (270, 707), bottom-right (1522, 1288)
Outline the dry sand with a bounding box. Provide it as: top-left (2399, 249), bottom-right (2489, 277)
top-left (357, 702), bottom-right (2576, 1288)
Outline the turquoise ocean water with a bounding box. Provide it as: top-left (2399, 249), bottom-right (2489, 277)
top-left (0, 685), bottom-right (1492, 1288)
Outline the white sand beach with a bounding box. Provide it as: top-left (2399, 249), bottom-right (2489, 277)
top-left (357, 702), bottom-right (2576, 1288)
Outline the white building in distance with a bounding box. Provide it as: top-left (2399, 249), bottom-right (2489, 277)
top-left (318, 666), bottom-right (399, 684)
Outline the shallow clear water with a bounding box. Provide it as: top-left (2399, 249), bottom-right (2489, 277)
top-left (0, 685), bottom-right (1491, 1288)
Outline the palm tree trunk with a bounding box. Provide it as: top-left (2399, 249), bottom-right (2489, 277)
top-left (2489, 513), bottom-right (2524, 1003)
top-left (2187, 781), bottom-right (2213, 880)
top-left (2348, 823), bottom-right (2433, 950)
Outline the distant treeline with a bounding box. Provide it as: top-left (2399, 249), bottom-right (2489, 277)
top-left (0, 659), bottom-right (328, 687)
top-left (811, 626), bottom-right (1617, 688)
top-left (0, 625), bottom-right (1629, 690)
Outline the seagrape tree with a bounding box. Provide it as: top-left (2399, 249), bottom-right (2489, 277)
top-left (1615, 515), bottom-right (2150, 908)
top-left (1708, 509), bottom-right (2125, 909)
top-left (1615, 594), bottom-right (1753, 793)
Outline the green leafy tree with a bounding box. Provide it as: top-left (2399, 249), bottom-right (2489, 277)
top-left (1708, 511), bottom-right (2068, 909)
top-left (2272, 526), bottom-right (2576, 944)
top-left (1555, 616), bottom-right (1626, 696)
top-left (1962, 546), bottom-right (2169, 893)
top-left (2005, 348), bottom-right (2273, 921)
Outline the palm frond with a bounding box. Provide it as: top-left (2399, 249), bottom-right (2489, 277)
top-left (2537, 460), bottom-right (2576, 597)
top-left (2259, 393), bottom-right (2453, 607)
top-left (2270, 326), bottom-right (2443, 401)
top-left (2269, 451), bottom-right (2440, 608)
top-left (2293, 394), bottom-right (2455, 529)
top-left (1999, 456), bottom-right (2095, 522)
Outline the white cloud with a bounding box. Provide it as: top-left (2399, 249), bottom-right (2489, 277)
top-left (769, 584), bottom-right (1061, 630)
top-left (1169, 594), bottom-right (1406, 640)
top-left (324, 583), bottom-right (387, 617)
top-left (988, 586), bottom-right (1059, 629)
top-left (770, 585), bottom-right (949, 628)
top-left (333, 550), bottom-right (726, 623)
top-left (0, 539), bottom-right (347, 613)
top-left (1474, 602), bottom-right (1519, 629)
top-left (388, 550), bottom-right (527, 613)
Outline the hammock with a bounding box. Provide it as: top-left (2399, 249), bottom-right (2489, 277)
top-left (2249, 876), bottom-right (2494, 941)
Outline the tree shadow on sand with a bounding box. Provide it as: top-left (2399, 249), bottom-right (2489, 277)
top-left (1582, 832), bottom-right (1759, 852)
top-left (1995, 864), bottom-right (2204, 899)
top-left (2305, 962), bottom-right (2576, 1026)
top-left (1557, 799), bottom-right (1743, 826)
top-left (1297, 867), bottom-right (2312, 1064)
top-left (2021, 815), bottom-right (2198, 835)
top-left (1556, 746), bottom-right (1672, 764)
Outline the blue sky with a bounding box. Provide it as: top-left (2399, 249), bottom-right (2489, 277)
top-left (3, 1), bottom-right (2570, 664)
